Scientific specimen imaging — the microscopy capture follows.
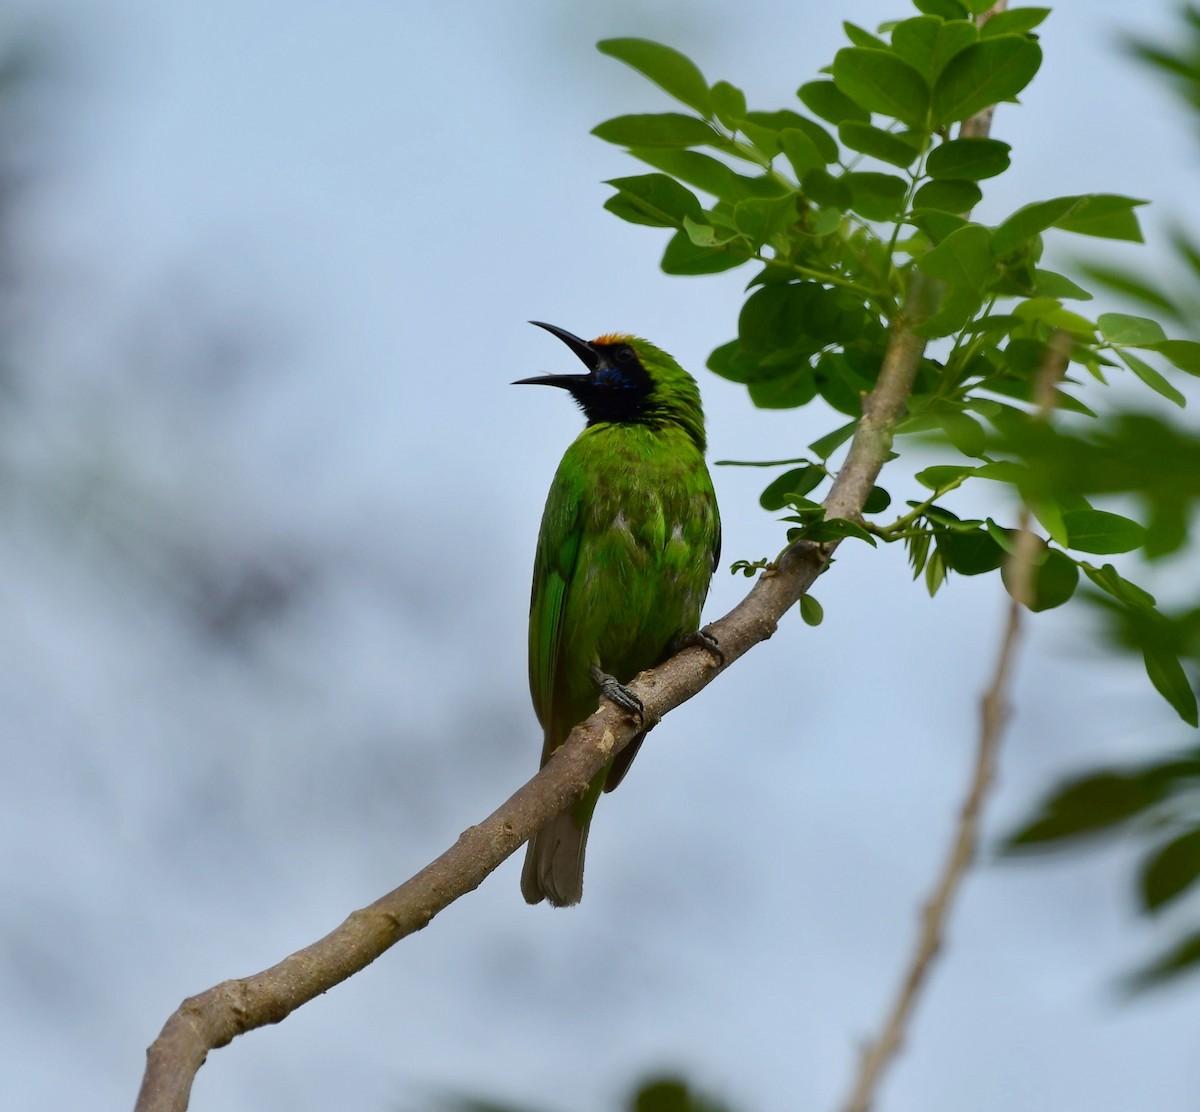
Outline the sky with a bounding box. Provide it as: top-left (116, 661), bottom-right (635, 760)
top-left (2, 2), bottom-right (1199, 1112)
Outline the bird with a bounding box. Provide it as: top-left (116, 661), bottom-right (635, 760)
top-left (515, 321), bottom-right (721, 907)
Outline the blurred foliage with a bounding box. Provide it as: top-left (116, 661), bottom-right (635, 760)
top-left (447, 1075), bottom-right (735, 1112)
top-left (589, 0), bottom-right (1200, 993)
top-left (1000, 5), bottom-right (1200, 992)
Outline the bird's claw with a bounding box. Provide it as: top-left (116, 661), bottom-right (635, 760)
top-left (682, 626), bottom-right (725, 667)
top-left (590, 665), bottom-right (645, 726)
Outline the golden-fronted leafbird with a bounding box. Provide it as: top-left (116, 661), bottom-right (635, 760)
top-left (515, 322), bottom-right (721, 907)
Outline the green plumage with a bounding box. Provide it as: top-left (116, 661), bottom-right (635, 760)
top-left (517, 325), bottom-right (720, 907)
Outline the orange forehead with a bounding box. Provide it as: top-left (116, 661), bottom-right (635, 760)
top-left (591, 332), bottom-right (634, 346)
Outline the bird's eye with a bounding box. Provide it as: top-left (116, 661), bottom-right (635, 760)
top-left (615, 346), bottom-right (635, 363)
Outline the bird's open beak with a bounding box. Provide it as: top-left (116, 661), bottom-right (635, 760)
top-left (514, 321), bottom-right (600, 386)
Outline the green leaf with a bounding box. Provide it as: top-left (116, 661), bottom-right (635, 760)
top-left (1082, 563), bottom-right (1157, 609)
top-left (992, 196), bottom-right (1080, 254)
top-left (925, 546), bottom-right (947, 595)
top-left (592, 113), bottom-right (718, 148)
top-left (743, 109), bottom-right (834, 162)
top-left (707, 340), bottom-right (758, 384)
top-left (1150, 339), bottom-right (1200, 376)
top-left (837, 121), bottom-right (921, 167)
top-left (797, 79), bottom-right (870, 124)
top-left (625, 148), bottom-right (745, 203)
top-left (910, 209), bottom-right (968, 244)
top-left (938, 527), bottom-right (1006, 575)
top-left (681, 217), bottom-right (722, 247)
top-left (748, 370), bottom-right (818, 409)
top-left (1032, 269), bottom-right (1092, 300)
top-left (1144, 644), bottom-right (1199, 726)
top-left (915, 0), bottom-right (969, 16)
top-left (630, 1075), bottom-right (732, 1112)
top-left (597, 38), bottom-right (711, 115)
top-left (1004, 772), bottom-right (1172, 849)
top-left (739, 283), bottom-right (817, 353)
top-left (832, 48), bottom-right (931, 127)
top-left (926, 137), bottom-right (1011, 180)
top-left (917, 222), bottom-right (994, 286)
top-left (863, 486), bottom-right (892, 513)
top-left (932, 36), bottom-right (1043, 125)
top-left (1004, 547), bottom-right (1080, 611)
top-left (604, 174), bottom-right (704, 228)
top-left (1140, 829), bottom-right (1200, 913)
top-left (844, 22), bottom-right (888, 49)
top-left (1012, 297), bottom-right (1097, 337)
top-left (913, 178), bottom-right (983, 214)
top-left (1098, 312), bottom-right (1167, 347)
top-left (1063, 509), bottom-right (1147, 554)
top-left (760, 466), bottom-right (824, 509)
top-left (900, 409), bottom-right (988, 455)
top-left (1126, 930), bottom-right (1200, 992)
top-left (891, 16), bottom-right (979, 82)
top-left (800, 594), bottom-right (825, 626)
top-left (986, 518), bottom-right (1018, 554)
top-left (741, 119), bottom-right (781, 158)
top-left (1056, 194), bottom-right (1146, 242)
top-left (710, 80), bottom-right (746, 127)
top-left (781, 128), bottom-right (826, 177)
top-left (660, 228), bottom-right (748, 274)
top-left (981, 8), bottom-right (1051, 36)
top-left (1118, 350), bottom-right (1186, 407)
top-left (993, 194), bottom-right (1147, 255)
top-left (915, 223), bottom-right (994, 336)
top-left (844, 172), bottom-right (908, 220)
top-left (809, 421), bottom-right (857, 459)
top-left (805, 516), bottom-right (877, 545)
top-left (733, 195), bottom-right (797, 249)
top-left (916, 463), bottom-right (978, 489)
top-left (1027, 496), bottom-right (1065, 547)
top-left (780, 115), bottom-right (839, 163)
top-left (802, 167), bottom-right (852, 212)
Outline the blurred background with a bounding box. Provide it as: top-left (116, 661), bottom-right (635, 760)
top-left (2, 2), bottom-right (1199, 1111)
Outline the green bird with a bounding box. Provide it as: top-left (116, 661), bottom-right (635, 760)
top-left (515, 322), bottom-right (721, 907)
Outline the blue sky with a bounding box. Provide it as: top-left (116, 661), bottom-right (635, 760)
top-left (3, 2), bottom-right (1199, 1111)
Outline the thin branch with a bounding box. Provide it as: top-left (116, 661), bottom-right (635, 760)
top-left (837, 329), bottom-right (1071, 1112)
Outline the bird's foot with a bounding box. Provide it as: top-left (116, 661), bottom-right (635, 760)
top-left (680, 626), bottom-right (725, 667)
top-left (590, 665), bottom-right (644, 726)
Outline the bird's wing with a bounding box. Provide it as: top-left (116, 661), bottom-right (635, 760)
top-left (528, 458), bottom-right (585, 757)
top-left (711, 499), bottom-right (722, 573)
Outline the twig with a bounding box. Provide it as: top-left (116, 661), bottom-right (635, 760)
top-left (837, 328), bottom-right (1071, 1112)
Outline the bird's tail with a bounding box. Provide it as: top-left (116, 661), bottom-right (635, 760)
top-left (521, 812), bottom-right (588, 907)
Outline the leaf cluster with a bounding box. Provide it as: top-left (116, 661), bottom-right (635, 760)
top-left (593, 4), bottom-right (1200, 733)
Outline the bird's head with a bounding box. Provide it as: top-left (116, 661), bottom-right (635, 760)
top-left (516, 321), bottom-right (705, 449)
